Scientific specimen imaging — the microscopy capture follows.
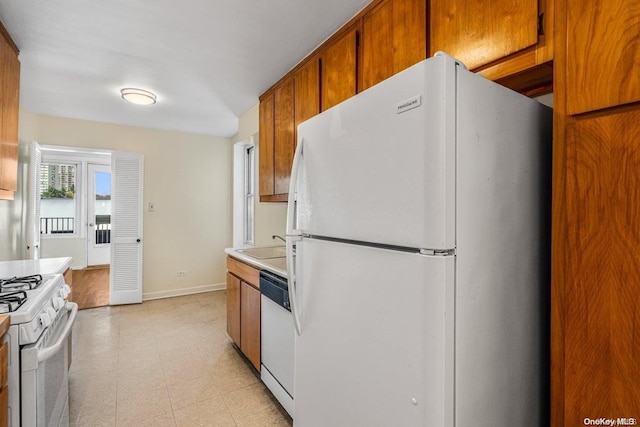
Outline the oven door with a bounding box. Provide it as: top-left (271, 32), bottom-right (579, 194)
top-left (21, 302), bottom-right (78, 427)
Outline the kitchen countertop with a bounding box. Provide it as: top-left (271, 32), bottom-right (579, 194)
top-left (224, 247), bottom-right (287, 278)
top-left (0, 257), bottom-right (73, 278)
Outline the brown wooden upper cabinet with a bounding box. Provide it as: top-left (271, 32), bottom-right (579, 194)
top-left (429, 0), bottom-right (554, 95)
top-left (321, 24), bottom-right (359, 111)
top-left (259, 78), bottom-right (295, 201)
top-left (565, 0), bottom-right (640, 115)
top-left (259, 60), bottom-right (320, 202)
top-left (0, 23), bottom-right (20, 201)
top-left (430, 0), bottom-right (540, 71)
top-left (361, 0), bottom-right (427, 91)
top-left (259, 93), bottom-right (276, 199)
top-left (274, 78), bottom-right (295, 197)
top-left (294, 57), bottom-right (321, 131)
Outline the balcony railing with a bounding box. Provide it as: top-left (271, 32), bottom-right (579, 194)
top-left (41, 215), bottom-right (111, 244)
top-left (95, 215), bottom-right (111, 244)
top-left (41, 217), bottom-right (74, 234)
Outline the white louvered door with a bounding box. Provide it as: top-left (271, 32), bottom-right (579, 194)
top-left (30, 141), bottom-right (42, 259)
top-left (110, 151), bottom-right (144, 304)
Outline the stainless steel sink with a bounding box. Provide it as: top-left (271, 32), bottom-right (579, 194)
top-left (236, 246), bottom-right (286, 259)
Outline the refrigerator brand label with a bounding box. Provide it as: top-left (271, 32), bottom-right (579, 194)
top-left (396, 96), bottom-right (422, 114)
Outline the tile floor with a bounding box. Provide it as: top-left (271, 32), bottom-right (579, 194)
top-left (69, 291), bottom-right (293, 427)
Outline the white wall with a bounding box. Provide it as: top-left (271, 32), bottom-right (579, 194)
top-left (19, 111), bottom-right (233, 299)
top-left (232, 103), bottom-right (287, 247)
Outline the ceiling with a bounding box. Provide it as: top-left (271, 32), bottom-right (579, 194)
top-left (0, 0), bottom-right (369, 137)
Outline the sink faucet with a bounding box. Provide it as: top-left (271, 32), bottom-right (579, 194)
top-left (272, 235), bottom-right (286, 243)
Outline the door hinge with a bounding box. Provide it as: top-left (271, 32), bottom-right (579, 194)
top-left (538, 13), bottom-right (544, 36)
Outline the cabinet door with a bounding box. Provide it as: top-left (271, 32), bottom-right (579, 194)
top-left (321, 25), bottom-right (359, 111)
top-left (566, 0), bottom-right (640, 114)
top-left (562, 110), bottom-right (640, 425)
top-left (259, 94), bottom-right (275, 198)
top-left (240, 281), bottom-right (261, 371)
top-left (430, 0), bottom-right (539, 70)
top-left (226, 273), bottom-right (241, 345)
top-left (361, 0), bottom-right (426, 90)
top-left (274, 78), bottom-right (295, 196)
top-left (294, 58), bottom-right (320, 132)
top-left (0, 31), bottom-right (19, 197)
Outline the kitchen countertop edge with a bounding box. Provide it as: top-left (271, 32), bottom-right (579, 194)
top-left (224, 248), bottom-right (288, 279)
top-left (0, 257), bottom-right (73, 278)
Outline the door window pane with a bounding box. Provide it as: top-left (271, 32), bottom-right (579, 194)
top-left (94, 171), bottom-right (111, 244)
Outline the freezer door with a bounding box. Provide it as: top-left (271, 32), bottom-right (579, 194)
top-left (295, 55), bottom-right (457, 250)
top-left (293, 238), bottom-right (455, 427)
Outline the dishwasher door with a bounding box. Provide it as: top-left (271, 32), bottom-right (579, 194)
top-left (260, 271), bottom-right (295, 417)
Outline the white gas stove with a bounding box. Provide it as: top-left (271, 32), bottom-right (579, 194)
top-left (2, 273), bottom-right (77, 426)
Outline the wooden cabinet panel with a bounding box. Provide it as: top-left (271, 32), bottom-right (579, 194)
top-left (0, 341), bottom-right (6, 388)
top-left (562, 110), bottom-right (640, 425)
top-left (274, 78), bottom-right (295, 195)
top-left (566, 0), bottom-right (640, 114)
top-left (321, 25), bottom-right (359, 111)
top-left (0, 315), bottom-right (8, 427)
top-left (226, 257), bottom-right (261, 369)
top-left (0, 25), bottom-right (19, 199)
top-left (226, 273), bottom-right (241, 345)
top-left (0, 385), bottom-right (6, 427)
top-left (294, 58), bottom-right (320, 131)
top-left (260, 61), bottom-right (319, 203)
top-left (259, 94), bottom-right (275, 198)
top-left (430, 0), bottom-right (539, 71)
top-left (240, 281), bottom-right (261, 371)
top-left (226, 256), bottom-right (260, 288)
top-left (361, 0), bottom-right (426, 90)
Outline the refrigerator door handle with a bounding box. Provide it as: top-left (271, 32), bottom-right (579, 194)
top-left (286, 137), bottom-right (304, 335)
top-left (286, 236), bottom-right (302, 335)
top-left (286, 138), bottom-right (303, 236)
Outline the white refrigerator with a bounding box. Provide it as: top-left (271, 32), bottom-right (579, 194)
top-left (285, 53), bottom-right (552, 427)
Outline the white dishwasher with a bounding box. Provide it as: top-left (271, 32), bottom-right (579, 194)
top-left (260, 270), bottom-right (295, 417)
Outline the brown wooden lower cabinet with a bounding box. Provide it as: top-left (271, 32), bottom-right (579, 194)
top-left (0, 315), bottom-right (10, 426)
top-left (226, 256), bottom-right (261, 370)
top-left (226, 273), bottom-right (241, 345)
top-left (240, 282), bottom-right (261, 371)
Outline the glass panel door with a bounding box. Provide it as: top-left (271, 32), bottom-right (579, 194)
top-left (87, 164), bottom-right (111, 266)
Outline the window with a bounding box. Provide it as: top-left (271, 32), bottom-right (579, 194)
top-left (40, 162), bottom-right (79, 235)
top-left (244, 145), bottom-right (255, 245)
top-left (232, 138), bottom-right (256, 247)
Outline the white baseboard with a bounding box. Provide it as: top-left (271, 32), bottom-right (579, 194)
top-left (143, 282), bottom-right (227, 301)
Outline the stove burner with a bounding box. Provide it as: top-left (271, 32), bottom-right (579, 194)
top-left (0, 290), bottom-right (28, 313)
top-left (0, 274), bottom-right (43, 292)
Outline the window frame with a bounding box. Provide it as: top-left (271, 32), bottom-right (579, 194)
top-left (39, 156), bottom-right (83, 239)
top-left (232, 138), bottom-right (256, 248)
top-left (243, 144), bottom-right (256, 246)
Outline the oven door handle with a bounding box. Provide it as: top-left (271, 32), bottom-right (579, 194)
top-left (37, 302), bottom-right (78, 363)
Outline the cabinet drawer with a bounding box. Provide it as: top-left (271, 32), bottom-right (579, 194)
top-left (226, 257), bottom-right (260, 289)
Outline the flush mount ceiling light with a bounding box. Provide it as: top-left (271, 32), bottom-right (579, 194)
top-left (120, 88), bottom-right (157, 105)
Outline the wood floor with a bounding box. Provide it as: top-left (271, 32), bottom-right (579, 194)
top-left (71, 265), bottom-right (110, 310)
